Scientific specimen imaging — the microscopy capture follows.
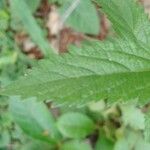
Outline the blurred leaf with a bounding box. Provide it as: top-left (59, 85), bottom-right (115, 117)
top-left (135, 138), bottom-right (150, 150)
top-left (88, 100), bottom-right (106, 113)
top-left (61, 140), bottom-right (92, 150)
top-left (0, 110), bottom-right (12, 130)
top-left (0, 96), bottom-right (9, 106)
top-left (60, 0), bottom-right (100, 34)
top-left (0, 130), bottom-right (10, 148)
top-left (0, 52), bottom-right (18, 69)
top-left (57, 112), bottom-right (95, 138)
top-left (115, 129), bottom-right (150, 150)
top-left (114, 138), bottom-right (130, 150)
top-left (0, 9), bottom-right (9, 31)
top-left (121, 104), bottom-right (145, 130)
top-left (9, 96), bottom-right (61, 143)
top-left (144, 113), bottom-right (150, 142)
top-left (0, 0), bottom-right (6, 9)
top-left (25, 0), bottom-right (41, 13)
top-left (21, 140), bottom-right (55, 150)
top-left (114, 129), bottom-right (148, 150)
top-left (10, 0), bottom-right (54, 56)
top-left (95, 133), bottom-right (114, 150)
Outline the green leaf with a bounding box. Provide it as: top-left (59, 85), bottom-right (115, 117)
top-left (95, 134), bottom-right (114, 150)
top-left (25, 0), bottom-right (41, 13)
top-left (0, 9), bottom-right (9, 31)
top-left (0, 52), bottom-right (18, 69)
top-left (95, 0), bottom-right (150, 44)
top-left (135, 139), bottom-right (150, 150)
top-left (21, 140), bottom-right (55, 150)
top-left (88, 100), bottom-right (106, 113)
top-left (61, 140), bottom-right (92, 150)
top-left (2, 38), bottom-right (150, 105)
top-left (0, 0), bottom-right (5, 9)
top-left (121, 104), bottom-right (145, 130)
top-left (114, 138), bottom-right (130, 150)
top-left (9, 96), bottom-right (61, 143)
top-left (1, 0), bottom-right (150, 106)
top-left (114, 129), bottom-right (150, 150)
top-left (60, 0), bottom-right (100, 34)
top-left (57, 112), bottom-right (95, 138)
top-left (10, 0), bottom-right (53, 56)
top-left (114, 130), bottom-right (140, 150)
top-left (144, 113), bottom-right (150, 142)
top-left (0, 131), bottom-right (10, 148)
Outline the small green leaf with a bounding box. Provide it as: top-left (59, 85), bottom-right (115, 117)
top-left (95, 133), bottom-right (114, 150)
top-left (61, 140), bottom-right (92, 150)
top-left (9, 96), bottom-right (61, 143)
top-left (88, 100), bottom-right (106, 113)
top-left (121, 104), bottom-right (145, 130)
top-left (114, 130), bottom-right (143, 150)
top-left (114, 138), bottom-right (129, 150)
top-left (57, 112), bottom-right (95, 138)
top-left (0, 52), bottom-right (18, 69)
top-left (60, 0), bottom-right (100, 34)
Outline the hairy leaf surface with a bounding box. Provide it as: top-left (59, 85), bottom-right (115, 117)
top-left (2, 39), bottom-right (150, 105)
top-left (1, 0), bottom-right (150, 106)
top-left (96, 0), bottom-right (150, 44)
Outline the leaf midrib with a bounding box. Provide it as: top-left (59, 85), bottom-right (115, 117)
top-left (11, 68), bottom-right (150, 88)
